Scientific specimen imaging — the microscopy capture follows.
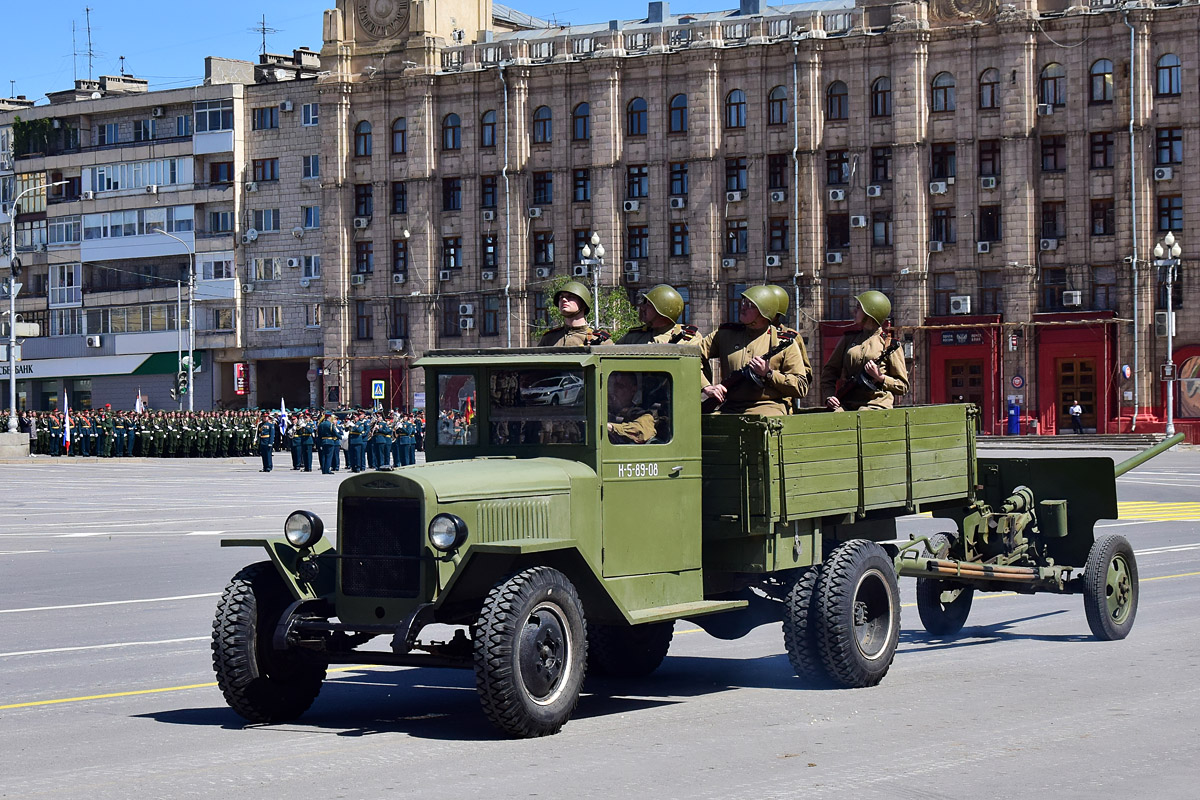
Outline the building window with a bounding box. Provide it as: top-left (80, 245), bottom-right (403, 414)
top-left (1039, 63), bottom-right (1067, 107)
top-left (671, 223), bottom-right (690, 257)
top-left (392, 117), bottom-right (407, 154)
top-left (1041, 135), bottom-right (1067, 171)
top-left (1090, 60), bottom-right (1114, 104)
top-left (252, 158), bottom-right (279, 182)
top-left (573, 169), bottom-right (591, 202)
top-left (827, 278), bottom-right (852, 320)
top-left (767, 86), bottom-right (788, 125)
top-left (826, 81), bottom-right (848, 120)
top-left (481, 234), bottom-right (498, 269)
top-left (533, 231), bottom-right (554, 265)
top-left (302, 103), bottom-right (319, 126)
top-left (354, 120), bottom-right (372, 157)
top-left (443, 177), bottom-right (462, 211)
top-left (302, 205), bottom-right (320, 229)
top-left (354, 184), bottom-right (374, 217)
top-left (981, 271), bottom-right (1003, 315)
top-left (442, 113), bottom-right (461, 150)
top-left (392, 181), bottom-right (407, 214)
top-left (725, 282), bottom-right (750, 322)
top-left (251, 209), bottom-right (279, 232)
top-left (390, 299), bottom-right (408, 338)
top-left (302, 154), bottom-right (320, 178)
top-left (1157, 127), bottom-right (1183, 165)
top-left (1091, 198), bottom-right (1115, 236)
top-left (573, 229), bottom-right (589, 262)
top-left (979, 68), bottom-right (1000, 109)
top-left (533, 172), bottom-right (553, 205)
top-left (306, 303), bottom-right (321, 328)
top-left (209, 162), bottom-right (233, 185)
top-left (572, 103), bottom-right (590, 141)
top-left (627, 97), bottom-right (648, 136)
top-left (1089, 132), bottom-right (1114, 169)
top-left (355, 300), bottom-right (373, 340)
top-left (979, 140), bottom-right (1001, 176)
top-left (627, 225), bottom-right (649, 260)
top-left (626, 165), bottom-right (649, 199)
top-left (768, 217), bottom-right (789, 252)
top-left (176, 115), bottom-right (191, 136)
top-left (480, 110), bottom-right (496, 147)
top-left (726, 219), bottom-right (748, 254)
top-left (355, 242), bottom-right (374, 273)
top-left (1157, 195), bottom-right (1183, 231)
top-left (393, 239), bottom-right (408, 272)
top-left (826, 214), bottom-right (850, 250)
top-left (1156, 54), bottom-right (1181, 97)
top-left (133, 119), bottom-right (157, 142)
top-left (252, 106), bottom-right (279, 130)
top-left (481, 175), bottom-right (497, 208)
top-left (725, 89), bottom-right (747, 128)
top-left (532, 105), bottom-right (552, 144)
top-left (443, 237), bottom-right (462, 269)
top-left (1093, 265), bottom-right (1117, 311)
top-left (979, 205), bottom-right (1002, 242)
top-left (870, 77), bottom-right (892, 117)
top-left (253, 258), bottom-right (282, 282)
top-left (441, 305), bottom-right (461, 339)
top-left (726, 157), bottom-right (748, 192)
top-left (302, 255), bottom-right (321, 279)
top-left (871, 146), bottom-right (892, 182)
top-left (669, 94), bottom-right (688, 133)
top-left (872, 211), bottom-right (893, 248)
top-left (208, 211), bottom-right (233, 233)
top-left (931, 72), bottom-right (956, 112)
top-left (194, 99), bottom-right (234, 132)
top-left (932, 272), bottom-right (957, 316)
top-left (533, 292), bottom-right (549, 327)
top-left (256, 306), bottom-right (283, 330)
top-left (1041, 201), bottom-right (1066, 239)
top-left (931, 143), bottom-right (956, 180)
top-left (1040, 268), bottom-right (1067, 311)
top-left (482, 295), bottom-right (500, 337)
top-left (96, 122), bottom-right (119, 145)
top-left (931, 206), bottom-right (956, 243)
top-left (827, 150), bottom-right (850, 185)
top-left (670, 162), bottom-right (689, 196)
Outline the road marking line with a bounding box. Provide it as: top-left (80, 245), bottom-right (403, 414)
top-left (0, 550), bottom-right (50, 556)
top-left (0, 636), bottom-right (208, 658)
top-left (0, 593), bottom-right (220, 615)
top-left (186, 531), bottom-right (227, 536)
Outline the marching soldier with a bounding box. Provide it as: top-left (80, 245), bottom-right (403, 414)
top-left (317, 412), bottom-right (338, 474)
top-left (538, 282), bottom-right (613, 347)
top-left (821, 290), bottom-right (909, 412)
top-left (256, 411), bottom-right (276, 472)
top-left (619, 284), bottom-right (697, 345)
top-left (296, 412), bottom-right (315, 471)
top-left (371, 413), bottom-right (393, 469)
top-left (395, 413), bottom-right (417, 466)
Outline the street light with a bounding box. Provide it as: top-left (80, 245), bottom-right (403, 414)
top-left (579, 232), bottom-right (605, 329)
top-left (155, 229), bottom-right (195, 413)
top-left (1153, 231), bottom-right (1182, 436)
top-left (7, 180), bottom-right (68, 434)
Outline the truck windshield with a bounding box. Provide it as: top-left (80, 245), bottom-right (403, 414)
top-left (436, 373), bottom-right (479, 446)
top-left (488, 368), bottom-right (588, 445)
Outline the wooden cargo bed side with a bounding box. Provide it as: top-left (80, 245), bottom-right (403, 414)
top-left (908, 405), bottom-right (975, 508)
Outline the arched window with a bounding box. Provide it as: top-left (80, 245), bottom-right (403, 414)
top-left (354, 120), bottom-right (372, 157)
top-left (532, 105), bottom-right (552, 144)
top-left (767, 86), bottom-right (788, 125)
top-left (572, 102), bottom-right (590, 141)
top-left (826, 81), bottom-right (848, 120)
top-left (627, 97), bottom-right (648, 136)
top-left (1090, 60), bottom-right (1113, 104)
top-left (870, 77), bottom-right (892, 118)
top-left (1039, 63), bottom-right (1067, 107)
top-left (442, 113), bottom-right (461, 150)
top-left (1156, 54), bottom-right (1181, 96)
top-left (480, 110), bottom-right (496, 148)
top-left (391, 118), bottom-right (406, 154)
top-left (669, 94), bottom-right (688, 133)
top-left (1177, 351), bottom-right (1200, 418)
top-left (931, 72), bottom-right (956, 112)
top-left (978, 68), bottom-right (1000, 109)
top-left (725, 89), bottom-right (747, 129)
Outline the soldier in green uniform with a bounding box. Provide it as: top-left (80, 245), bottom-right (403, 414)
top-left (605, 372), bottom-right (658, 444)
top-left (537, 282), bottom-right (613, 347)
top-left (699, 285), bottom-right (813, 416)
top-left (619, 284), bottom-right (698, 345)
top-left (821, 290), bottom-right (909, 412)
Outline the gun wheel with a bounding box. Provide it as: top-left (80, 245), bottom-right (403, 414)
top-left (815, 540), bottom-right (900, 688)
top-left (588, 621), bottom-right (673, 678)
top-left (474, 567), bottom-right (588, 738)
top-left (1083, 534), bottom-right (1138, 641)
top-left (783, 566), bottom-right (831, 686)
top-left (915, 578), bottom-right (974, 636)
top-left (211, 562), bottom-right (326, 723)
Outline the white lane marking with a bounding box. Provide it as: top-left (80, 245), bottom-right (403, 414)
top-left (1135, 543), bottom-right (1200, 555)
top-left (0, 593), bottom-right (220, 615)
top-left (0, 637), bottom-right (208, 659)
top-left (185, 531), bottom-right (227, 536)
top-left (1097, 520), bottom-right (1160, 528)
top-left (0, 550), bottom-right (50, 556)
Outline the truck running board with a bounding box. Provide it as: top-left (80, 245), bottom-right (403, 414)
top-left (628, 598), bottom-right (748, 624)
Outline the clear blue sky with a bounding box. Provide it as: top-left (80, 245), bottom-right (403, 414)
top-left (4, 1), bottom-right (733, 105)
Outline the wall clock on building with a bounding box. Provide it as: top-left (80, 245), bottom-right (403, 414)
top-left (356, 0), bottom-right (410, 39)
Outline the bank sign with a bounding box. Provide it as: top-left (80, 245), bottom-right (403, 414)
top-left (0, 353), bottom-right (175, 379)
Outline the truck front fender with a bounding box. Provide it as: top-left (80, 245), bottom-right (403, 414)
top-left (221, 536), bottom-right (336, 601)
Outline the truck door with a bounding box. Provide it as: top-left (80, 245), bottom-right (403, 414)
top-left (599, 367), bottom-right (702, 577)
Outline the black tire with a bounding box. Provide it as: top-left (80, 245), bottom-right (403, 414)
top-left (815, 540), bottom-right (901, 688)
top-left (1083, 534), bottom-right (1139, 641)
top-left (783, 566), bottom-right (831, 686)
top-left (474, 567), bottom-right (588, 737)
top-left (915, 578), bottom-right (974, 636)
top-left (588, 621), bottom-right (673, 678)
top-left (211, 562), bottom-right (326, 723)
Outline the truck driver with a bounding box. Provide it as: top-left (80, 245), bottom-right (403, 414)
top-left (606, 372), bottom-right (657, 444)
top-left (821, 290), bottom-right (909, 411)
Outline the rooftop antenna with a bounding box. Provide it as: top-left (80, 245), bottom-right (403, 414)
top-left (250, 14), bottom-right (280, 57)
top-left (72, 20), bottom-right (77, 83)
top-left (85, 7), bottom-right (95, 80)
top-left (9, 81), bottom-right (14, 99)
top-left (118, 55), bottom-right (126, 75)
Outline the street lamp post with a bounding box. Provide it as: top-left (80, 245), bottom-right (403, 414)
top-left (579, 232), bottom-right (605, 329)
top-left (156, 229), bottom-right (195, 413)
top-left (1153, 231), bottom-right (1182, 437)
top-left (7, 180), bottom-right (68, 434)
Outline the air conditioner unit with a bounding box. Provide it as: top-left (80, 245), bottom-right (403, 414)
top-left (769, 190), bottom-right (787, 203)
top-left (950, 295), bottom-right (972, 315)
top-left (481, 270), bottom-right (495, 281)
top-left (459, 303), bottom-right (475, 316)
top-left (392, 273), bottom-right (407, 284)
top-left (1040, 238), bottom-right (1059, 251)
top-left (152, 106), bottom-right (165, 118)
top-left (85, 335), bottom-right (102, 348)
top-left (82, 190), bottom-right (95, 200)
top-left (929, 240), bottom-right (944, 253)
top-left (1063, 290), bottom-right (1083, 307)
top-left (286, 258), bottom-right (301, 268)
top-left (528, 207), bottom-right (542, 218)
top-left (279, 100), bottom-right (294, 112)
top-left (241, 283), bottom-right (255, 293)
top-left (145, 184), bottom-right (158, 194)
top-left (721, 258), bottom-right (737, 269)
top-left (623, 260), bottom-right (640, 271)
top-left (241, 231), bottom-right (258, 245)
top-left (353, 217), bottom-right (370, 229)
top-left (299, 278), bottom-right (311, 288)
top-left (669, 197), bottom-right (687, 209)
top-left (826, 252), bottom-right (843, 264)
top-left (828, 189), bottom-right (846, 202)
top-left (459, 317), bottom-right (476, 330)
top-left (766, 255), bottom-right (783, 267)
top-left (624, 269), bottom-right (641, 283)
top-left (1154, 166), bottom-right (1173, 182)
top-left (482, 209), bottom-right (496, 221)
top-left (350, 274), bottom-right (366, 286)
top-left (623, 199), bottom-right (641, 213)
top-left (980, 176), bottom-right (998, 190)
top-left (850, 215), bottom-right (868, 228)
top-left (929, 181), bottom-right (948, 195)
top-left (534, 267), bottom-right (551, 278)
top-left (439, 269), bottom-right (453, 281)
top-left (245, 182), bottom-right (258, 193)
top-left (34, 243), bottom-right (46, 253)
top-left (572, 265), bottom-right (589, 277)
top-left (976, 241), bottom-right (991, 254)
top-left (725, 191), bottom-right (743, 203)
top-left (866, 185), bottom-right (883, 197)
top-left (1036, 103), bottom-right (1054, 116)
top-left (0, 159), bottom-right (10, 171)
top-left (1155, 311), bottom-right (1174, 337)
top-left (388, 338), bottom-right (406, 352)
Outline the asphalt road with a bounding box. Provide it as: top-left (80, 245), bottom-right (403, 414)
top-left (1, 449), bottom-right (1198, 799)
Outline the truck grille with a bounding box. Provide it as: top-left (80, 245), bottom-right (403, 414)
top-left (340, 496), bottom-right (422, 598)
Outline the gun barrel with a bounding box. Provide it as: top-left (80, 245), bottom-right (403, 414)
top-left (1114, 432), bottom-right (1186, 477)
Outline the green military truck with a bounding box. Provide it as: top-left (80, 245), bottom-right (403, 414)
top-left (213, 345), bottom-right (1175, 737)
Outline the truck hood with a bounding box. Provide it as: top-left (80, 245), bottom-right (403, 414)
top-left (398, 457), bottom-right (584, 502)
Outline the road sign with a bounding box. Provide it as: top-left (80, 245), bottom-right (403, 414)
top-left (1011, 374), bottom-right (1024, 389)
top-left (371, 379), bottom-right (386, 399)
top-left (1160, 363), bottom-right (1176, 382)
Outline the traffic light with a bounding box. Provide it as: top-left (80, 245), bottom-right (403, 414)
top-left (177, 371), bottom-right (189, 396)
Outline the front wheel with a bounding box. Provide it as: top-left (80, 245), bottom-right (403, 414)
top-left (474, 567), bottom-right (588, 737)
top-left (915, 578), bottom-right (974, 636)
top-left (1083, 534), bottom-right (1138, 641)
top-left (815, 540), bottom-right (901, 688)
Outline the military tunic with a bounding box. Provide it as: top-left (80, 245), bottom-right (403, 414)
top-left (820, 327), bottom-right (909, 411)
top-left (699, 323), bottom-right (813, 416)
top-left (538, 325), bottom-right (612, 347)
top-left (607, 405), bottom-right (657, 443)
top-left (618, 324), bottom-right (698, 345)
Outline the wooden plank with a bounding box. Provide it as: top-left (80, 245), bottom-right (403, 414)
top-left (907, 434), bottom-right (967, 452)
top-left (784, 489), bottom-right (861, 517)
top-left (863, 469), bottom-right (907, 489)
top-left (905, 405), bottom-right (969, 424)
top-left (781, 458), bottom-right (860, 479)
top-left (778, 414), bottom-right (860, 435)
top-left (779, 430), bottom-right (859, 450)
top-left (910, 449), bottom-right (968, 467)
top-left (782, 472), bottom-right (859, 495)
top-left (908, 421), bottom-right (970, 440)
top-left (863, 483), bottom-right (908, 508)
top-left (913, 476), bottom-right (970, 499)
top-left (780, 442), bottom-right (860, 462)
top-left (859, 426), bottom-right (908, 444)
top-left (861, 439), bottom-right (907, 457)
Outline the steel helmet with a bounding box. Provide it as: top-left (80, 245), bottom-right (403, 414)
top-left (555, 280), bottom-right (594, 315)
top-left (765, 285), bottom-right (790, 323)
top-left (855, 290), bottom-right (891, 326)
top-left (640, 284), bottom-right (685, 323)
top-left (741, 285), bottom-right (780, 322)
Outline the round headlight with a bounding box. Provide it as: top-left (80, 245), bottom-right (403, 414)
top-left (428, 513), bottom-right (468, 552)
top-left (284, 510), bottom-right (324, 548)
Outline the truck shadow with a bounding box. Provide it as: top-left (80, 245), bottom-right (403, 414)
top-left (897, 610), bottom-right (1093, 653)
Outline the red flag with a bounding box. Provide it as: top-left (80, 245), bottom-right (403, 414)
top-left (464, 395), bottom-right (475, 425)
top-left (63, 407), bottom-right (72, 453)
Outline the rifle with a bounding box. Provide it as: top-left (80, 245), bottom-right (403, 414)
top-left (833, 338), bottom-right (903, 405)
top-left (702, 329), bottom-right (797, 413)
top-left (669, 324), bottom-right (699, 343)
top-left (588, 330), bottom-right (612, 345)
